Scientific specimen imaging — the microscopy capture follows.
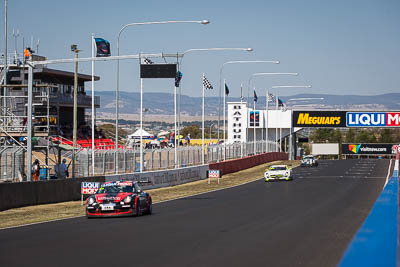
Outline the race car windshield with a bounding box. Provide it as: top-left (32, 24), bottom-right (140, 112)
top-left (270, 167), bottom-right (286, 171)
top-left (96, 185), bottom-right (134, 194)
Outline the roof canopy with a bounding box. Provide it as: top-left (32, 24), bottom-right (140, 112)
top-left (128, 128), bottom-right (154, 140)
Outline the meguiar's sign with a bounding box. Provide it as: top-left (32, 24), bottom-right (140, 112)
top-left (293, 111), bottom-right (347, 127)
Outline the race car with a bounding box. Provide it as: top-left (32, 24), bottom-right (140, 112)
top-left (300, 155), bottom-right (318, 167)
top-left (86, 181), bottom-right (152, 218)
top-left (264, 165), bottom-right (292, 182)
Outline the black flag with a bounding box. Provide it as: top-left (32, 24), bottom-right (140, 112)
top-left (225, 83), bottom-right (230, 96)
top-left (95, 38), bottom-right (111, 57)
top-left (175, 71), bottom-right (183, 87)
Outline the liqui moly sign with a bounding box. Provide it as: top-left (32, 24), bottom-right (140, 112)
top-left (346, 112), bottom-right (400, 127)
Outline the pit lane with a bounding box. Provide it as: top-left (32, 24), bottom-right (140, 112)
top-left (0, 159), bottom-right (391, 267)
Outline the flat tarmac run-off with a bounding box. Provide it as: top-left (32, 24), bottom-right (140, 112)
top-left (0, 159), bottom-right (391, 267)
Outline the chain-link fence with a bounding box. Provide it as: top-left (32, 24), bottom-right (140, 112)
top-left (73, 140), bottom-right (278, 177)
top-left (0, 140), bottom-right (279, 181)
top-left (0, 146), bottom-right (25, 182)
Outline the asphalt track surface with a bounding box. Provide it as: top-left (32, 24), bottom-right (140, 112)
top-left (0, 159), bottom-right (391, 267)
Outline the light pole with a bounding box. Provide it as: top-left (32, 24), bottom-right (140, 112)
top-left (218, 60), bottom-right (279, 159)
top-left (177, 48), bottom-right (253, 165)
top-left (116, 19), bottom-right (209, 173)
top-left (247, 73), bottom-right (299, 154)
top-left (270, 85), bottom-right (312, 154)
top-left (71, 44), bottom-right (80, 178)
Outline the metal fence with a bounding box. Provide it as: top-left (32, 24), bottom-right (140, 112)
top-left (73, 140), bottom-right (278, 177)
top-left (0, 140), bottom-right (279, 181)
top-left (0, 146), bottom-right (25, 182)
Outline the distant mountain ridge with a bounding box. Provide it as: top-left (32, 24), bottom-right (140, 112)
top-left (94, 91), bottom-right (400, 116)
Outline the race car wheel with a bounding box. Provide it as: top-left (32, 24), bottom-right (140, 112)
top-left (136, 201), bottom-right (142, 216)
top-left (147, 199), bottom-right (152, 215)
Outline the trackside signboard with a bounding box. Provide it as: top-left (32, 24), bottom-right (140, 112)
top-left (292, 111), bottom-right (347, 127)
top-left (81, 182), bottom-right (100, 195)
top-left (346, 112), bottom-right (400, 127)
top-left (293, 111), bottom-right (400, 128)
top-left (342, 144), bottom-right (397, 155)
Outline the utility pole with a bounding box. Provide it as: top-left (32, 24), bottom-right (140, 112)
top-left (71, 44), bottom-right (80, 178)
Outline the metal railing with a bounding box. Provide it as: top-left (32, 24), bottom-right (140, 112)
top-left (0, 140), bottom-right (279, 182)
top-left (73, 140), bottom-right (279, 177)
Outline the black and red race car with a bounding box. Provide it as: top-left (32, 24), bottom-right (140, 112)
top-left (86, 181), bottom-right (152, 218)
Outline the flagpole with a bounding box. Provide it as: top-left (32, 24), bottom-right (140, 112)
top-left (202, 73), bottom-right (205, 165)
top-left (276, 94), bottom-right (279, 152)
top-left (253, 92), bottom-right (256, 155)
top-left (91, 33), bottom-right (95, 175)
top-left (240, 83), bottom-right (243, 104)
top-left (223, 79), bottom-right (226, 160)
top-left (266, 89), bottom-right (269, 153)
top-left (174, 84), bottom-right (177, 168)
top-left (140, 76), bottom-right (143, 172)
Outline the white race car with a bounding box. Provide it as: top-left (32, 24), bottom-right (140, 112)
top-left (300, 155), bottom-right (318, 167)
top-left (264, 165), bottom-right (292, 182)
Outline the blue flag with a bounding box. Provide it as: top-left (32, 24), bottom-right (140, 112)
top-left (95, 38), bottom-right (111, 57)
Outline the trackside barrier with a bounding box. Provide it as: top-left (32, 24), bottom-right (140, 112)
top-left (104, 165), bottom-right (209, 190)
top-left (0, 176), bottom-right (105, 211)
top-left (209, 152), bottom-right (288, 175)
top-left (339, 160), bottom-right (399, 267)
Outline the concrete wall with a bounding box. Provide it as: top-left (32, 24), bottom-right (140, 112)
top-left (0, 165), bottom-right (209, 211)
top-left (209, 152), bottom-right (288, 175)
top-left (0, 176), bottom-right (105, 211)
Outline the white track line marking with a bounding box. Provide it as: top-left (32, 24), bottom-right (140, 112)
top-left (384, 159), bottom-right (393, 188)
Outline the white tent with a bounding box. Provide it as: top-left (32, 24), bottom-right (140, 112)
top-left (127, 128), bottom-right (154, 140)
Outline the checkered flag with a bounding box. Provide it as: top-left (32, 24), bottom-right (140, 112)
top-left (142, 57), bottom-right (153, 64)
top-left (267, 93), bottom-right (275, 103)
top-left (203, 75), bottom-right (213, 89)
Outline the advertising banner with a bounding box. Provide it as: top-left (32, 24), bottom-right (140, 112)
top-left (293, 111), bottom-right (347, 127)
top-left (81, 182), bottom-right (100, 195)
top-left (341, 143), bottom-right (397, 155)
top-left (249, 111), bottom-right (260, 127)
top-left (346, 112), bottom-right (400, 127)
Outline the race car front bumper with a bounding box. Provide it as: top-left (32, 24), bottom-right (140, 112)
top-left (264, 175), bottom-right (292, 181)
top-left (86, 203), bottom-right (136, 217)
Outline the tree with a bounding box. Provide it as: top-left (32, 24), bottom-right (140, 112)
top-left (345, 128), bottom-right (356, 143)
top-left (380, 129), bottom-right (394, 143)
top-left (181, 125), bottom-right (201, 139)
top-left (355, 129), bottom-right (372, 143)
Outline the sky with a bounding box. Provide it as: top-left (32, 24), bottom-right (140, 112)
top-left (1, 0), bottom-right (399, 98)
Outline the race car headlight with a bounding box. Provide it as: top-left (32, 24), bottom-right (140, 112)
top-left (88, 197), bottom-right (96, 205)
top-left (123, 195), bottom-right (132, 204)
